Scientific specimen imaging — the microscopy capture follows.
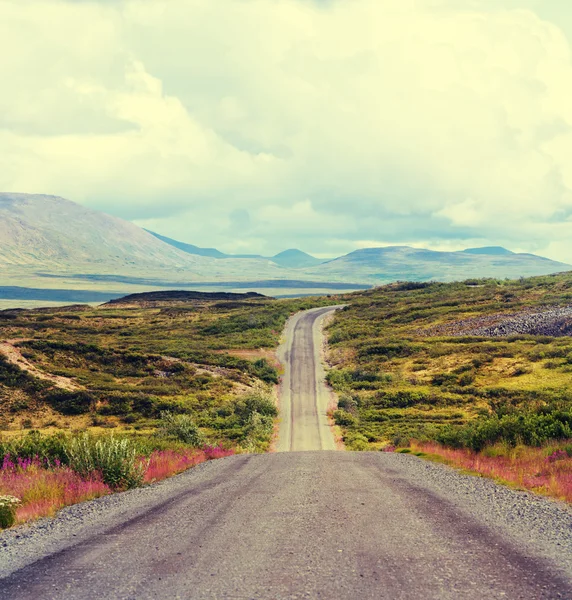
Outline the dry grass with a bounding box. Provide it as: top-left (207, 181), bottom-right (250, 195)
top-left (410, 441), bottom-right (572, 503)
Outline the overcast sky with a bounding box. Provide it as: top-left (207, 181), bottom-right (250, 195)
top-left (3, 0), bottom-right (572, 260)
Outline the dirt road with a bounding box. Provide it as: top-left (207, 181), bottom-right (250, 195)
top-left (2, 307), bottom-right (572, 599)
top-left (276, 306), bottom-right (342, 451)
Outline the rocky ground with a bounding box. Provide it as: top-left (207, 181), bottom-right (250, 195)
top-left (424, 305), bottom-right (572, 338)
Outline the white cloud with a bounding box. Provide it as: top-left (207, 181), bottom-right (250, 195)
top-left (2, 0), bottom-right (572, 260)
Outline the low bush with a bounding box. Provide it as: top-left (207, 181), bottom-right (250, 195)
top-left (0, 357), bottom-right (47, 393)
top-left (43, 390), bottom-right (95, 415)
top-left (343, 432), bottom-right (369, 451)
top-left (337, 394), bottom-right (358, 413)
top-left (333, 409), bottom-right (357, 426)
top-left (158, 412), bottom-right (205, 447)
top-left (0, 495), bottom-right (20, 528)
top-left (373, 390), bottom-right (433, 409)
top-left (357, 341), bottom-right (417, 360)
top-left (0, 430), bottom-right (69, 465)
top-left (436, 409), bottom-right (572, 452)
top-left (251, 359), bottom-right (279, 384)
top-left (64, 434), bottom-right (146, 489)
top-left (242, 411), bottom-right (275, 451)
top-left (234, 393), bottom-right (278, 420)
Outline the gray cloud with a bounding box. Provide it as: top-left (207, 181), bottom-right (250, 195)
top-left (3, 0), bottom-right (572, 261)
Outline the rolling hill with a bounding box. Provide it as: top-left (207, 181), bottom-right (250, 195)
top-left (0, 193), bottom-right (290, 287)
top-left (269, 249), bottom-right (327, 268)
top-left (145, 230), bottom-right (227, 259)
top-left (307, 246), bottom-right (570, 283)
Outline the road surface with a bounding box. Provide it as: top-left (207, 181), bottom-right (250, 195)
top-left (276, 306), bottom-right (341, 451)
top-left (2, 307), bottom-right (572, 599)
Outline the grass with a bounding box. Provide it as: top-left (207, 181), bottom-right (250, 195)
top-left (325, 273), bottom-right (572, 450)
top-left (0, 441), bottom-right (235, 527)
top-left (409, 440), bottom-right (572, 503)
top-left (0, 457), bottom-right (112, 525)
top-left (323, 273), bottom-right (572, 502)
top-left (0, 294), bottom-right (336, 448)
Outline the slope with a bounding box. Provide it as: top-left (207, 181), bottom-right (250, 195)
top-left (270, 249), bottom-right (326, 268)
top-left (0, 193), bottom-right (291, 287)
top-left (145, 230), bottom-right (227, 259)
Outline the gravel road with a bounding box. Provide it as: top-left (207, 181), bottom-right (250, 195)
top-left (2, 307), bottom-right (572, 599)
top-left (276, 306), bottom-right (340, 451)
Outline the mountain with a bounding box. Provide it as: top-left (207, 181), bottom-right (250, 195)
top-left (0, 193), bottom-right (290, 288)
top-left (150, 231), bottom-right (326, 266)
top-left (145, 230), bottom-right (228, 259)
top-left (462, 246), bottom-right (514, 256)
top-left (270, 249), bottom-right (326, 268)
top-left (0, 194), bottom-right (569, 303)
top-left (306, 246), bottom-right (570, 283)
top-left (0, 194), bottom-right (203, 270)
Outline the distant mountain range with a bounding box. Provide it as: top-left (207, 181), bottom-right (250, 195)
top-left (0, 193), bottom-right (569, 303)
top-left (312, 246), bottom-right (568, 282)
top-left (146, 230), bottom-right (329, 267)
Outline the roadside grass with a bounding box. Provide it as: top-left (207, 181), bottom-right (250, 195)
top-left (0, 295), bottom-right (336, 445)
top-left (0, 433), bottom-right (235, 528)
top-left (325, 272), bottom-right (572, 503)
top-left (408, 440), bottom-right (572, 503)
top-left (1, 458), bottom-right (112, 525)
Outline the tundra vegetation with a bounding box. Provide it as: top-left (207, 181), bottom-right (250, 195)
top-left (326, 272), bottom-right (572, 501)
top-left (0, 294), bottom-right (334, 526)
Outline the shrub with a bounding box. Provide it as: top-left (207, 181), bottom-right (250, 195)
top-left (0, 495), bottom-right (21, 529)
top-left (373, 390), bottom-right (436, 408)
top-left (343, 432), bottom-right (369, 450)
top-left (511, 366), bottom-right (532, 377)
top-left (251, 359), bottom-right (279, 384)
top-left (234, 393), bottom-right (278, 421)
top-left (65, 434), bottom-right (145, 489)
top-left (357, 341), bottom-right (417, 360)
top-left (243, 411), bottom-right (274, 451)
top-left (431, 373), bottom-right (457, 387)
top-left (436, 410), bottom-right (572, 452)
top-left (337, 394), bottom-right (358, 413)
top-left (333, 409), bottom-right (357, 426)
top-left (457, 372), bottom-right (476, 387)
top-left (43, 390), bottom-right (95, 415)
top-left (158, 412), bottom-right (205, 447)
top-left (0, 430), bottom-right (69, 465)
top-left (233, 392), bottom-right (277, 452)
top-left (326, 369), bottom-right (352, 389)
top-left (0, 357), bottom-right (47, 393)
